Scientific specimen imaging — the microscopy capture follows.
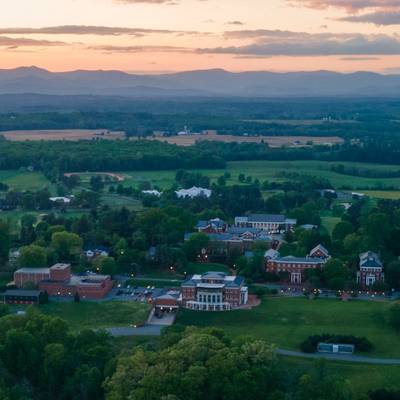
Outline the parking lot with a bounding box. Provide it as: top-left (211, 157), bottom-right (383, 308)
top-left (111, 284), bottom-right (165, 303)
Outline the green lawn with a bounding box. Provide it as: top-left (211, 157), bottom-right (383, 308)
top-left (176, 297), bottom-right (400, 358)
top-left (186, 262), bottom-right (231, 275)
top-left (321, 215), bottom-right (341, 234)
top-left (0, 170), bottom-right (51, 191)
top-left (281, 357), bottom-right (400, 394)
top-left (38, 300), bottom-right (151, 330)
top-left (119, 160), bottom-right (400, 192)
top-left (126, 278), bottom-right (183, 288)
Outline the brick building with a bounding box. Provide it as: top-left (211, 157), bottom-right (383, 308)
top-left (13, 263), bottom-right (113, 299)
top-left (181, 271), bottom-right (248, 311)
top-left (265, 244), bottom-right (330, 284)
top-left (357, 251), bottom-right (384, 289)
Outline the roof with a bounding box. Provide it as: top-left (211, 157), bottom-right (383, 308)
top-left (202, 271), bottom-right (227, 280)
top-left (3, 289), bottom-right (42, 297)
top-left (265, 249), bottom-right (280, 259)
top-left (359, 251), bottom-right (382, 268)
top-left (15, 267), bottom-right (49, 274)
top-left (273, 256), bottom-right (325, 264)
top-left (247, 214), bottom-right (286, 223)
top-left (309, 244), bottom-right (329, 257)
top-left (176, 187), bottom-right (212, 199)
top-left (226, 227), bottom-right (261, 235)
top-left (50, 263), bottom-right (70, 271)
top-left (182, 271), bottom-right (245, 288)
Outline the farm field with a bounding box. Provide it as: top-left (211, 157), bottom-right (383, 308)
top-left (37, 300), bottom-right (151, 330)
top-left (243, 119), bottom-right (358, 126)
top-left (148, 133), bottom-right (344, 147)
top-left (176, 297), bottom-right (400, 358)
top-left (1, 129), bottom-right (125, 141)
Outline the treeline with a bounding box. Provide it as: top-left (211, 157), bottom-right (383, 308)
top-left (330, 164), bottom-right (400, 178)
top-left (0, 140), bottom-right (226, 173)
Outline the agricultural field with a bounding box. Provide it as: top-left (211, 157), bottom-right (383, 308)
top-left (148, 133), bottom-right (344, 148)
top-left (1, 129), bottom-right (125, 141)
top-left (37, 300), bottom-right (151, 330)
top-left (176, 297), bottom-right (400, 358)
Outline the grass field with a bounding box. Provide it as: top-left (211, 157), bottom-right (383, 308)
top-left (281, 357), bottom-right (400, 394)
top-left (0, 170), bottom-right (50, 191)
top-left (321, 215), bottom-right (342, 234)
top-left (176, 297), bottom-right (400, 358)
top-left (186, 262), bottom-right (231, 275)
top-left (38, 301), bottom-right (151, 330)
top-left (119, 160), bottom-right (400, 191)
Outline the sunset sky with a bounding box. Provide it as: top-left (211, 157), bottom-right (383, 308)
top-left (2, 0), bottom-right (400, 73)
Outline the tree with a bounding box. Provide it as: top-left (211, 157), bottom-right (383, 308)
top-left (96, 256), bottom-right (117, 276)
top-left (0, 220), bottom-right (10, 261)
top-left (90, 175), bottom-right (104, 192)
top-left (19, 244), bottom-right (47, 268)
top-left (322, 259), bottom-right (349, 290)
top-left (386, 261), bottom-right (400, 290)
top-left (183, 233), bottom-right (209, 261)
top-left (74, 292), bottom-right (80, 303)
top-left (332, 221), bottom-right (354, 242)
top-left (51, 231), bottom-right (83, 262)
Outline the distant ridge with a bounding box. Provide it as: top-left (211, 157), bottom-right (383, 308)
top-left (0, 67), bottom-right (400, 97)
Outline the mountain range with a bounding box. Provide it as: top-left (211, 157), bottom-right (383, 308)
top-left (1, 66), bottom-right (400, 97)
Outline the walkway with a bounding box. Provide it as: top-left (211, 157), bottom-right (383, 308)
top-left (277, 348), bottom-right (400, 365)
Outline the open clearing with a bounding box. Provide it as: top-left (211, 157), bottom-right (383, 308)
top-left (1, 129), bottom-right (125, 141)
top-left (148, 133), bottom-right (344, 147)
top-left (176, 297), bottom-right (400, 358)
top-left (38, 301), bottom-right (151, 330)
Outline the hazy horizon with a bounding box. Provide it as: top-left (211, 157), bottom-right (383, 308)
top-left (1, 0), bottom-right (400, 74)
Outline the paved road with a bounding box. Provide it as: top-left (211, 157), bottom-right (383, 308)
top-left (277, 349), bottom-right (400, 365)
top-left (106, 325), bottom-right (163, 337)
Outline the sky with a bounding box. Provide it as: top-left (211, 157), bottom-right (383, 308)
top-left (1, 0), bottom-right (400, 73)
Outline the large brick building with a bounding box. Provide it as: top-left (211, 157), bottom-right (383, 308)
top-left (357, 251), bottom-right (384, 289)
top-left (265, 244), bottom-right (330, 284)
top-left (181, 271), bottom-right (248, 311)
top-left (13, 263), bottom-right (113, 299)
top-left (235, 214), bottom-right (297, 233)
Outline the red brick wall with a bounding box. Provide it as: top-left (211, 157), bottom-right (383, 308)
top-left (49, 265), bottom-right (71, 281)
top-left (14, 271), bottom-right (50, 288)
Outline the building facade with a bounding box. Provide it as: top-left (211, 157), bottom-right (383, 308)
top-left (14, 263), bottom-right (113, 299)
top-left (357, 251), bottom-right (384, 289)
top-left (235, 214), bottom-right (297, 233)
top-left (265, 244), bottom-right (330, 284)
top-left (1, 289), bottom-right (42, 305)
top-left (181, 272), bottom-right (248, 311)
